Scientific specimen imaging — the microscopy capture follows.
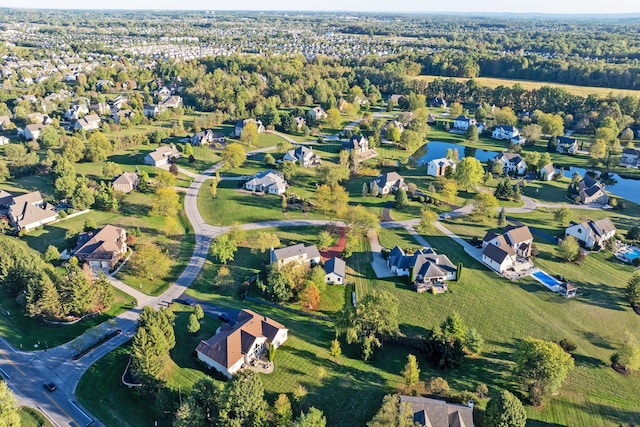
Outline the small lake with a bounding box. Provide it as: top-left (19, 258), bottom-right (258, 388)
top-left (410, 141), bottom-right (640, 205)
top-left (410, 141), bottom-right (499, 166)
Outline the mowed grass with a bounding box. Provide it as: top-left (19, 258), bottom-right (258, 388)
top-left (0, 279), bottom-right (134, 349)
top-left (18, 407), bottom-right (53, 427)
top-left (197, 180), bottom-right (326, 226)
top-left (413, 74), bottom-right (640, 99)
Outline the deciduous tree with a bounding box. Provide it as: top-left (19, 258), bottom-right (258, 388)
top-left (129, 243), bottom-right (171, 281)
top-left (151, 187), bottom-right (180, 217)
top-left (210, 234), bottom-right (238, 264)
top-left (222, 142), bottom-right (246, 169)
top-left (455, 157), bottom-right (484, 191)
top-left (0, 380), bottom-right (20, 427)
top-left (484, 390), bottom-right (527, 427)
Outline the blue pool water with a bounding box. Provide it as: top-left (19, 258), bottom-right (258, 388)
top-left (532, 270), bottom-right (561, 287)
top-left (625, 247), bottom-right (640, 261)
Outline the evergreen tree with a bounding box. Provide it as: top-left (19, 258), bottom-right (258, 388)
top-left (194, 304), bottom-right (204, 320)
top-left (0, 380), bottom-right (20, 427)
top-left (94, 270), bottom-right (115, 310)
top-left (217, 371), bottom-right (268, 427)
top-left (394, 188), bottom-right (409, 209)
top-left (187, 313), bottom-right (200, 334)
top-left (484, 390), bottom-right (527, 427)
top-left (59, 257), bottom-right (94, 315)
top-left (498, 208), bottom-right (507, 228)
top-left (274, 394), bottom-right (293, 427)
top-left (402, 354), bottom-right (420, 386)
top-left (293, 407), bottom-right (326, 427)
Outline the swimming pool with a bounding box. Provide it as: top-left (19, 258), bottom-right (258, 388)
top-left (625, 247), bottom-right (640, 261)
top-left (531, 270), bottom-right (562, 288)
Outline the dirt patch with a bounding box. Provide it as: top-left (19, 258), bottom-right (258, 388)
top-left (612, 363), bottom-right (630, 375)
top-left (320, 227), bottom-right (347, 261)
top-left (381, 201), bottom-right (393, 222)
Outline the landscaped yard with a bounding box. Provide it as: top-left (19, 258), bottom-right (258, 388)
top-left (18, 407), bottom-right (53, 427)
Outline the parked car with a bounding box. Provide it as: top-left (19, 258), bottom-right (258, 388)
top-left (43, 382), bottom-right (57, 392)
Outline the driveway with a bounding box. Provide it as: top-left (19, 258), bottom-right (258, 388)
top-left (368, 231), bottom-right (394, 278)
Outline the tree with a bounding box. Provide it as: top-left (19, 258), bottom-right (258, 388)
top-left (344, 205), bottom-right (379, 238)
top-left (440, 179), bottom-right (458, 202)
top-left (386, 124), bottom-right (401, 142)
top-left (521, 124), bottom-right (543, 143)
top-left (240, 121), bottom-right (259, 146)
top-left (428, 377), bottom-right (450, 395)
top-left (329, 339), bottom-right (342, 358)
top-left (317, 231), bottom-right (333, 250)
top-left (455, 157), bottom-right (484, 191)
top-left (611, 333), bottom-right (640, 372)
top-left (417, 208), bottom-right (437, 233)
top-left (402, 354), bottom-right (420, 386)
top-left (497, 208), bottom-right (507, 227)
top-left (336, 290), bottom-right (399, 360)
top-left (58, 257), bottom-right (94, 315)
top-left (465, 125), bottom-right (479, 142)
top-left (293, 407), bottom-right (326, 427)
top-left (102, 161), bottom-right (122, 178)
top-left (473, 193), bottom-right (498, 218)
top-left (516, 337), bottom-right (574, 405)
top-left (163, 216), bottom-right (182, 238)
top-left (265, 266), bottom-right (294, 302)
top-left (38, 125), bottom-right (61, 148)
top-left (314, 184), bottom-right (349, 215)
top-left (325, 108), bottom-right (342, 129)
top-left (538, 113), bottom-right (564, 136)
top-left (155, 170), bottom-right (176, 189)
top-left (217, 371), bottom-right (268, 427)
top-left (264, 153), bottom-right (276, 166)
top-left (394, 188), bottom-right (409, 209)
top-left (210, 178), bottom-right (219, 199)
top-left (151, 187), bottom-right (180, 217)
top-left (193, 304), bottom-right (204, 320)
top-left (299, 283), bottom-right (320, 310)
top-left (187, 312), bottom-right (200, 334)
top-left (84, 132), bottom-right (111, 161)
top-left (315, 165), bottom-right (349, 187)
top-left (558, 236), bottom-right (580, 262)
top-left (210, 234), bottom-right (238, 264)
top-left (44, 245), bottom-right (60, 262)
top-left (625, 275), bottom-right (640, 307)
top-left (494, 107), bottom-right (517, 126)
top-left (465, 328), bottom-right (484, 355)
top-left (0, 380), bottom-right (20, 427)
top-left (484, 389), bottom-right (527, 427)
top-left (589, 139), bottom-right (607, 161)
top-left (251, 231), bottom-right (281, 254)
top-left (72, 181), bottom-right (95, 210)
top-left (554, 206), bottom-right (570, 226)
top-left (274, 394), bottom-right (293, 427)
top-left (367, 394), bottom-right (416, 427)
top-left (222, 142), bottom-right (246, 169)
top-left (129, 243), bottom-right (171, 281)
top-left (398, 129), bottom-right (423, 153)
top-left (132, 307), bottom-right (175, 383)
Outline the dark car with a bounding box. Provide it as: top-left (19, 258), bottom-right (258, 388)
top-left (184, 298), bottom-right (195, 306)
top-left (44, 382), bottom-right (57, 392)
top-left (217, 313), bottom-right (230, 322)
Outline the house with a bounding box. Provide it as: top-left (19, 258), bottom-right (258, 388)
top-left (556, 136), bottom-right (579, 155)
top-left (371, 172), bottom-right (408, 195)
top-left (481, 226), bottom-right (534, 274)
top-left (400, 395), bottom-right (474, 427)
top-left (565, 218), bottom-right (616, 250)
top-left (294, 116), bottom-right (306, 130)
top-left (90, 102), bottom-right (111, 116)
top-left (234, 119), bottom-right (265, 137)
top-left (0, 136), bottom-right (9, 145)
top-left (308, 107), bottom-right (327, 121)
top-left (343, 135), bottom-right (369, 155)
top-left (24, 123), bottom-right (45, 141)
top-left (112, 172), bottom-right (139, 193)
top-left (492, 125), bottom-right (520, 141)
top-left (143, 104), bottom-right (160, 118)
top-left (388, 94), bottom-right (406, 105)
top-left (154, 86), bottom-right (172, 101)
top-left (8, 191), bottom-right (58, 232)
top-left (111, 95), bottom-right (128, 110)
top-left (72, 225), bottom-right (128, 271)
top-left (144, 145), bottom-right (180, 167)
top-left (621, 148), bottom-right (640, 168)
top-left (74, 114), bottom-right (101, 132)
top-left (382, 120), bottom-right (405, 135)
top-left (123, 79), bottom-right (137, 90)
top-left (196, 309), bottom-right (288, 378)
top-left (539, 163), bottom-right (556, 181)
top-left (494, 152), bottom-right (527, 175)
top-left (26, 112), bottom-right (52, 125)
top-left (453, 116), bottom-right (476, 131)
top-left (245, 170), bottom-right (288, 195)
top-left (0, 115), bottom-right (11, 130)
top-left (387, 246), bottom-right (457, 293)
top-left (270, 243), bottom-right (321, 270)
top-left (112, 109), bottom-right (132, 124)
top-left (64, 104), bottom-right (89, 120)
top-left (282, 146), bottom-right (321, 168)
top-left (427, 158), bottom-right (456, 177)
top-left (430, 97), bottom-right (447, 108)
top-left (160, 96), bottom-right (183, 110)
top-left (324, 257), bottom-right (346, 284)
top-left (191, 129), bottom-right (226, 146)
top-left (578, 175), bottom-right (609, 205)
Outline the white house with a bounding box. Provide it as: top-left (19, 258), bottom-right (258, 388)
top-left (343, 135), bottom-right (369, 155)
top-left (234, 119), bottom-right (265, 137)
top-left (74, 114), bottom-right (101, 132)
top-left (24, 123), bottom-right (45, 141)
top-left (539, 163), bottom-right (556, 181)
top-left (494, 152), bottom-right (527, 175)
top-left (270, 243), bottom-right (321, 270)
top-left (481, 226), bottom-right (534, 274)
top-left (191, 129), bottom-right (226, 146)
top-left (556, 136), bottom-right (579, 155)
top-left (64, 104), bottom-right (90, 120)
top-left (492, 125), bottom-right (520, 141)
top-left (308, 107), bottom-right (327, 121)
top-left (0, 136), bottom-right (9, 145)
top-left (196, 309), bottom-right (288, 378)
top-left (283, 146), bottom-right (321, 168)
top-left (143, 104), bottom-right (160, 118)
top-left (453, 116), bottom-right (476, 131)
top-left (8, 191), bottom-right (58, 232)
top-left (371, 172), bottom-right (408, 195)
top-left (565, 218), bottom-right (616, 250)
top-left (324, 257), bottom-right (346, 285)
top-left (143, 145), bottom-right (180, 167)
top-left (427, 158), bottom-right (456, 177)
top-left (621, 148), bottom-right (640, 168)
top-left (245, 170), bottom-right (288, 195)
top-left (112, 172), bottom-right (139, 193)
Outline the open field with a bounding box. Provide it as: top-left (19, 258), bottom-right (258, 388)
top-left (414, 74), bottom-right (640, 99)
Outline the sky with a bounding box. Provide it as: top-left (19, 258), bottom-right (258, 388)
top-left (1, 0), bottom-right (640, 14)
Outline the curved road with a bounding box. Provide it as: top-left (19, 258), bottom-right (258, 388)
top-left (0, 153), bottom-right (608, 426)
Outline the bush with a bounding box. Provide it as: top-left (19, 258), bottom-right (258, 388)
top-left (558, 338), bottom-right (577, 354)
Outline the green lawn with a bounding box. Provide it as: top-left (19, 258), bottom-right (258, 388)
top-left (0, 284), bottom-right (134, 349)
top-left (198, 180), bottom-right (327, 227)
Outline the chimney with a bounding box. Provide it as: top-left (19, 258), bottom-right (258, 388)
top-left (467, 400), bottom-right (474, 410)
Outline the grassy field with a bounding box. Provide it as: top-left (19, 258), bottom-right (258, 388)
top-left (414, 75), bottom-right (640, 99)
top-left (0, 282), bottom-right (134, 349)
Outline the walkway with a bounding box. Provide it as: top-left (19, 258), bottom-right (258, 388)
top-left (368, 230), bottom-right (394, 278)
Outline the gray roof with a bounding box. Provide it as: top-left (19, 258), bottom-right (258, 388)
top-left (482, 243), bottom-right (510, 264)
top-left (324, 257), bottom-right (346, 278)
top-left (400, 395), bottom-right (474, 427)
top-left (271, 243), bottom-right (321, 262)
top-left (375, 172), bottom-right (405, 189)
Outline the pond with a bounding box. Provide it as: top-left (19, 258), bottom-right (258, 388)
top-left (558, 166), bottom-right (640, 205)
top-left (410, 141), bottom-right (499, 166)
